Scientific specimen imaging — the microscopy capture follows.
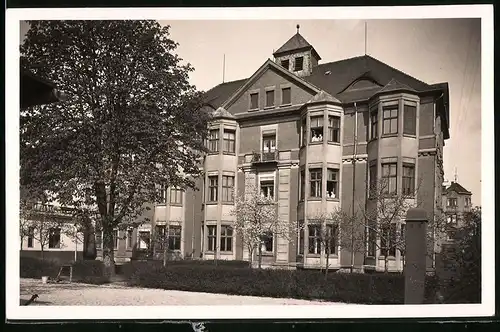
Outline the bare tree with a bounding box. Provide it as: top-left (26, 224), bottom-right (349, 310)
top-left (231, 183), bottom-right (298, 269)
top-left (307, 209), bottom-right (341, 276)
top-left (358, 178), bottom-right (420, 273)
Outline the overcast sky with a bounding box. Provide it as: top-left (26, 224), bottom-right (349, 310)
top-left (20, 18), bottom-right (482, 204)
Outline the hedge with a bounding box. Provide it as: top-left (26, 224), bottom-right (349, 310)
top-left (20, 257), bottom-right (109, 284)
top-left (126, 262), bottom-right (441, 304)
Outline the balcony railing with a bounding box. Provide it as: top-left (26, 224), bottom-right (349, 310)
top-left (251, 150), bottom-right (278, 164)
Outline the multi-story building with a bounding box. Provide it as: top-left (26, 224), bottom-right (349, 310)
top-left (442, 181), bottom-right (473, 241)
top-left (96, 28), bottom-right (451, 272)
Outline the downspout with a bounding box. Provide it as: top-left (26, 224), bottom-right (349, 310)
top-left (191, 193), bottom-right (196, 257)
top-left (351, 102), bottom-right (358, 273)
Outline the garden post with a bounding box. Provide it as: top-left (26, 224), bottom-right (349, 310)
top-left (404, 208), bottom-right (428, 304)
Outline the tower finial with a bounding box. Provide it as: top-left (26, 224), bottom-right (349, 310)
top-left (296, 24), bottom-right (300, 34)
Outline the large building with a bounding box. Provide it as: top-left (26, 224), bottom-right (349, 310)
top-left (96, 29), bottom-right (451, 272)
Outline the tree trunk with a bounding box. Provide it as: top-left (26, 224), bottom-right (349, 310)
top-left (102, 227), bottom-right (116, 279)
top-left (325, 251), bottom-right (330, 278)
top-left (384, 249), bottom-right (389, 273)
top-left (258, 244), bottom-right (262, 269)
top-left (40, 245), bottom-right (44, 261)
top-left (248, 246), bottom-right (254, 268)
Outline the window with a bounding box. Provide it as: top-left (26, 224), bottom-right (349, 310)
top-left (208, 176), bottom-right (218, 202)
top-left (294, 56), bottom-right (304, 71)
top-left (208, 129), bottom-right (219, 152)
top-left (402, 165), bottom-right (415, 196)
top-left (113, 230), bottom-right (119, 249)
top-left (223, 129), bottom-right (236, 153)
top-left (300, 170), bottom-right (305, 200)
top-left (381, 224), bottom-right (397, 257)
top-left (328, 116), bottom-right (340, 143)
top-left (155, 225), bottom-right (167, 250)
top-left (127, 229), bottom-right (133, 249)
top-left (308, 225), bottom-right (321, 254)
top-left (301, 118), bottom-right (307, 146)
top-left (298, 225), bottom-right (305, 255)
top-left (27, 226), bottom-right (34, 248)
top-left (403, 105), bottom-right (417, 135)
top-left (281, 59), bottom-right (289, 69)
top-left (447, 214), bottom-right (458, 224)
top-left (281, 87), bottom-right (291, 105)
top-left (382, 107), bottom-right (398, 135)
top-left (266, 90), bottom-right (275, 108)
top-left (369, 165), bottom-right (377, 197)
top-left (367, 226), bottom-right (376, 257)
top-left (446, 230), bottom-right (456, 241)
top-left (207, 225), bottom-right (217, 251)
top-left (220, 225), bottom-right (233, 252)
top-left (326, 169), bottom-right (339, 199)
top-left (381, 163), bottom-right (397, 195)
top-left (170, 187), bottom-right (183, 205)
top-left (138, 231), bottom-right (150, 249)
top-left (310, 169), bottom-right (322, 198)
top-left (222, 175), bottom-right (235, 202)
top-left (250, 92), bottom-right (259, 110)
top-left (465, 197), bottom-right (472, 207)
top-left (325, 225), bottom-right (338, 255)
top-left (48, 228), bottom-right (61, 249)
top-left (260, 180), bottom-right (274, 199)
top-left (447, 198), bottom-right (457, 207)
top-left (95, 231), bottom-right (102, 249)
top-left (310, 116), bottom-right (324, 142)
top-left (370, 109), bottom-right (378, 139)
top-left (168, 226), bottom-right (182, 250)
top-left (159, 184), bottom-right (167, 204)
top-left (262, 134), bottom-right (276, 153)
top-left (261, 232), bottom-right (273, 253)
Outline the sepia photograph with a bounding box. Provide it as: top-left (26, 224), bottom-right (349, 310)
top-left (5, 5), bottom-right (494, 321)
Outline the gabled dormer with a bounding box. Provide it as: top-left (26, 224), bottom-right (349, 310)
top-left (273, 25), bottom-right (321, 78)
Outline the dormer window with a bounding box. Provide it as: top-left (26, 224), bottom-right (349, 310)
top-left (281, 59), bottom-right (290, 70)
top-left (294, 57), bottom-right (304, 71)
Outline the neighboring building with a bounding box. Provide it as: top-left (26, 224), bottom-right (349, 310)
top-left (97, 28), bottom-right (451, 272)
top-left (442, 181), bottom-right (473, 241)
top-left (436, 181), bottom-right (473, 278)
top-left (20, 203), bottom-right (86, 263)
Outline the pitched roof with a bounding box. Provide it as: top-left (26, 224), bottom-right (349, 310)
top-left (307, 90), bottom-right (341, 104)
top-left (204, 55), bottom-right (438, 109)
top-left (274, 32), bottom-right (319, 55)
top-left (445, 182), bottom-right (472, 195)
top-left (377, 78), bottom-right (416, 94)
top-left (212, 107), bottom-right (235, 120)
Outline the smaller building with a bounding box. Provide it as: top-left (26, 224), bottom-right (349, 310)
top-left (20, 203), bottom-right (87, 263)
top-left (436, 180), bottom-right (473, 279)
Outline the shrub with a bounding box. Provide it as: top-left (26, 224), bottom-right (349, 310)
top-left (20, 257), bottom-right (109, 284)
top-left (127, 264), bottom-right (414, 304)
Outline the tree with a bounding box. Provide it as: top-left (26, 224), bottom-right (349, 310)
top-left (307, 209), bottom-right (341, 276)
top-left (441, 206), bottom-right (481, 303)
top-left (20, 20), bottom-right (211, 277)
top-left (231, 184), bottom-right (298, 269)
top-left (359, 178), bottom-right (419, 273)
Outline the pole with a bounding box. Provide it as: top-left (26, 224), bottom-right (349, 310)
top-left (74, 224), bottom-right (78, 262)
top-left (364, 21), bottom-right (367, 55)
top-left (222, 54), bottom-right (225, 83)
top-left (351, 103), bottom-right (358, 273)
top-left (191, 193), bottom-right (195, 258)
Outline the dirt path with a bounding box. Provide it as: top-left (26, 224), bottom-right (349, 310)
top-left (20, 278), bottom-right (337, 306)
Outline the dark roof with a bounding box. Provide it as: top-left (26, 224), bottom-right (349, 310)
top-left (204, 55), bottom-right (440, 109)
top-left (21, 70), bottom-right (60, 109)
top-left (203, 78), bottom-right (247, 110)
top-left (445, 182), bottom-right (472, 195)
top-left (378, 78), bottom-right (416, 94)
top-left (273, 33), bottom-right (320, 59)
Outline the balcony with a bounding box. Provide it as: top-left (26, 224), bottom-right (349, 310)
top-left (251, 150), bottom-right (279, 165)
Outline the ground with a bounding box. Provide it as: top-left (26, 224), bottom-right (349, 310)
top-left (20, 278), bottom-right (337, 306)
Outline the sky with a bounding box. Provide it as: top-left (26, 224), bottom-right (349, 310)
top-left (19, 18), bottom-right (482, 205)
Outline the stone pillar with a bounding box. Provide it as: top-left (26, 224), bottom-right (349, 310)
top-left (404, 208), bottom-right (428, 304)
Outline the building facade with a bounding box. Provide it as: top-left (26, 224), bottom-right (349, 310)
top-left (95, 29), bottom-right (451, 272)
